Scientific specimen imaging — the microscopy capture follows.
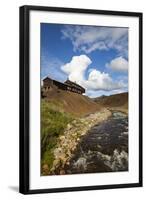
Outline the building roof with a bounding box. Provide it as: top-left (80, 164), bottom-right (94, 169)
top-left (64, 79), bottom-right (85, 91)
top-left (42, 76), bottom-right (52, 81)
top-left (42, 76), bottom-right (85, 92)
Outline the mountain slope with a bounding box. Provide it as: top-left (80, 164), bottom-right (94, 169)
top-left (93, 92), bottom-right (128, 112)
top-left (42, 88), bottom-right (101, 117)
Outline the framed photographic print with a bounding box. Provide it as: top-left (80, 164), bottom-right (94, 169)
top-left (19, 5), bottom-right (143, 194)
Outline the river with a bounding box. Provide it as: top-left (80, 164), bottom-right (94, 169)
top-left (64, 111), bottom-right (128, 174)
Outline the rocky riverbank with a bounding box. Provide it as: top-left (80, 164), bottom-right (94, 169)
top-left (109, 107), bottom-right (128, 115)
top-left (49, 108), bottom-right (112, 175)
top-left (65, 110), bottom-right (128, 174)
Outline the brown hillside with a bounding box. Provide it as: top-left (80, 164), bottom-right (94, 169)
top-left (93, 92), bottom-right (128, 111)
top-left (43, 88), bottom-right (101, 117)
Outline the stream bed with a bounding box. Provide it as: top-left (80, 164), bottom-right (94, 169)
top-left (64, 111), bottom-right (128, 174)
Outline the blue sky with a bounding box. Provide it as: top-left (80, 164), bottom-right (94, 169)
top-left (41, 23), bottom-right (128, 97)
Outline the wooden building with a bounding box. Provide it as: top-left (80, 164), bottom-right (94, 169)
top-left (64, 79), bottom-right (85, 94)
top-left (42, 77), bottom-right (85, 95)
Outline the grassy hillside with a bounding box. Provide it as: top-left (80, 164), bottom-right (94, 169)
top-left (41, 100), bottom-right (74, 175)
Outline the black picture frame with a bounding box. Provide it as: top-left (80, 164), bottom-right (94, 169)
top-left (19, 5), bottom-right (143, 194)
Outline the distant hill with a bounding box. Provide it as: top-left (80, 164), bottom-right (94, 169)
top-left (42, 88), bottom-right (102, 117)
top-left (93, 92), bottom-right (128, 111)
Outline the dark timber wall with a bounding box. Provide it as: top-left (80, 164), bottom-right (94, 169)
top-left (42, 77), bottom-right (85, 95)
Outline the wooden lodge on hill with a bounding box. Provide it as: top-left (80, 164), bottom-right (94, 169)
top-left (42, 77), bottom-right (85, 95)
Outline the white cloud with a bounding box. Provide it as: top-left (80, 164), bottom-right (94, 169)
top-left (61, 55), bottom-right (126, 95)
top-left (106, 57), bottom-right (128, 72)
top-left (61, 26), bottom-right (128, 57)
top-left (85, 69), bottom-right (125, 91)
top-left (61, 55), bottom-right (91, 84)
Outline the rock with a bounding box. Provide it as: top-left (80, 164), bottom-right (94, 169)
top-left (81, 132), bottom-right (85, 136)
top-left (54, 148), bottom-right (62, 158)
top-left (67, 124), bottom-right (72, 130)
top-left (59, 135), bottom-right (65, 140)
top-left (72, 133), bottom-right (77, 137)
top-left (66, 170), bottom-right (72, 174)
top-left (73, 157), bottom-right (87, 170)
top-left (59, 153), bottom-right (66, 161)
top-left (66, 151), bottom-right (71, 157)
top-left (71, 146), bottom-right (76, 152)
top-left (97, 144), bottom-right (101, 149)
top-left (42, 164), bottom-right (49, 173)
top-left (62, 143), bottom-right (68, 147)
top-left (60, 170), bottom-right (65, 175)
top-left (53, 159), bottom-right (59, 168)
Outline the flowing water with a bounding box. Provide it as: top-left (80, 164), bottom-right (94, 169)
top-left (65, 111), bottom-right (128, 174)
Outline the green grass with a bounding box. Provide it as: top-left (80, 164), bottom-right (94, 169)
top-left (41, 99), bottom-right (74, 175)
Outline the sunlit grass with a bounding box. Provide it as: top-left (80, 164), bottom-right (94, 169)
top-left (41, 99), bottom-right (74, 175)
